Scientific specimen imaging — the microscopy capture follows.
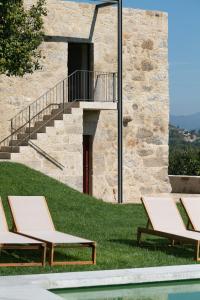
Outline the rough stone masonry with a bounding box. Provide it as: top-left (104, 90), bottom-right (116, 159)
top-left (0, 0), bottom-right (171, 202)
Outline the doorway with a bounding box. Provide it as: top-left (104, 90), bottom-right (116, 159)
top-left (83, 135), bottom-right (93, 195)
top-left (68, 43), bottom-right (94, 102)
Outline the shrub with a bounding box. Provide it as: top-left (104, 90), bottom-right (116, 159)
top-left (0, 0), bottom-right (47, 76)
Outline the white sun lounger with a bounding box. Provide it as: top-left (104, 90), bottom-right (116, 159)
top-left (181, 197), bottom-right (200, 231)
top-left (0, 198), bottom-right (46, 267)
top-left (137, 196), bottom-right (200, 261)
top-left (8, 196), bottom-right (96, 266)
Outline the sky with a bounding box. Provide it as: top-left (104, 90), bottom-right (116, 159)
top-left (67, 0), bottom-right (200, 116)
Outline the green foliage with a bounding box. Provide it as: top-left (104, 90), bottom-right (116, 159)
top-left (169, 125), bottom-right (186, 146)
top-left (169, 125), bottom-right (200, 175)
top-left (0, 0), bottom-right (47, 76)
top-left (169, 145), bottom-right (200, 175)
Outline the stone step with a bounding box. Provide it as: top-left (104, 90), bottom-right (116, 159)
top-left (59, 103), bottom-right (72, 110)
top-left (1, 104), bottom-right (73, 156)
top-left (9, 140), bottom-right (28, 146)
top-left (17, 133), bottom-right (37, 140)
top-left (0, 152), bottom-right (11, 159)
top-left (64, 108), bottom-right (72, 114)
top-left (35, 120), bottom-right (54, 128)
top-left (51, 108), bottom-right (71, 115)
top-left (0, 146), bottom-right (20, 153)
top-left (25, 126), bottom-right (46, 134)
top-left (43, 114), bottom-right (63, 121)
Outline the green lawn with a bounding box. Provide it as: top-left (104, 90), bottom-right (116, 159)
top-left (0, 162), bottom-right (197, 276)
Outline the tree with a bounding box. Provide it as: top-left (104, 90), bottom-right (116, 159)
top-left (169, 145), bottom-right (200, 176)
top-left (0, 0), bottom-right (47, 76)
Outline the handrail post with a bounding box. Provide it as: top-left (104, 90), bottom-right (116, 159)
top-left (28, 105), bottom-right (31, 139)
top-left (63, 80), bottom-right (65, 110)
top-left (10, 119), bottom-right (13, 150)
top-left (113, 73), bottom-right (116, 102)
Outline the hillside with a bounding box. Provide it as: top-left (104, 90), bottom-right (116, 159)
top-left (169, 124), bottom-right (200, 146)
top-left (0, 162), bottom-right (194, 275)
top-left (170, 112), bottom-right (200, 131)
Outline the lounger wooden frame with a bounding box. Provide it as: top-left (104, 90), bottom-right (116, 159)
top-left (10, 234), bottom-right (96, 266)
top-left (0, 200), bottom-right (46, 267)
top-left (0, 244), bottom-right (46, 267)
top-left (8, 196), bottom-right (96, 266)
top-left (137, 197), bottom-right (200, 261)
top-left (48, 242), bottom-right (96, 266)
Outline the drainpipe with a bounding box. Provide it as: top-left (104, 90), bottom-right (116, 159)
top-left (95, 0), bottom-right (123, 204)
top-left (118, 0), bottom-right (123, 204)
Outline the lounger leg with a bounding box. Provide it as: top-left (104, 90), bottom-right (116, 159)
top-left (187, 219), bottom-right (194, 230)
top-left (137, 229), bottom-right (142, 245)
top-left (49, 244), bottom-right (54, 266)
top-left (187, 220), bottom-right (190, 230)
top-left (169, 239), bottom-right (175, 247)
top-left (92, 243), bottom-right (96, 265)
top-left (48, 243), bottom-right (96, 266)
top-left (0, 244), bottom-right (46, 267)
top-left (42, 245), bottom-right (46, 267)
top-left (196, 241), bottom-right (200, 262)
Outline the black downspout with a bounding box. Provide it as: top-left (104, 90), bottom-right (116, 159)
top-left (95, 0), bottom-right (123, 204)
top-left (118, 0), bottom-right (123, 204)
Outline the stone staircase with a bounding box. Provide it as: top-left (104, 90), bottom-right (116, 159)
top-left (0, 105), bottom-right (72, 159)
top-left (0, 70), bottom-right (116, 162)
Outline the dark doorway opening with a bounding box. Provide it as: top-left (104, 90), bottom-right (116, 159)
top-left (83, 135), bottom-right (93, 195)
top-left (68, 43), bottom-right (94, 102)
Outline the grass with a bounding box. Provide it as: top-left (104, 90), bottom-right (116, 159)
top-left (0, 162), bottom-right (197, 276)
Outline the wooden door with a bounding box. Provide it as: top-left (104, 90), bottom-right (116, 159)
top-left (83, 135), bottom-right (92, 195)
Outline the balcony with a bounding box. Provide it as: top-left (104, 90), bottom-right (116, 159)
top-left (68, 70), bottom-right (117, 111)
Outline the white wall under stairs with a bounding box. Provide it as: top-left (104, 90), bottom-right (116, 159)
top-left (10, 108), bottom-right (83, 192)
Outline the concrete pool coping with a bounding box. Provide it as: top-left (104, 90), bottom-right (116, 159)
top-left (2, 265), bottom-right (200, 299)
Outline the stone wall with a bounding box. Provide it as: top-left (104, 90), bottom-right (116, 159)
top-left (84, 110), bottom-right (118, 202)
top-left (11, 108), bottom-right (83, 191)
top-left (0, 0), bottom-right (171, 202)
top-left (169, 175), bottom-right (200, 194)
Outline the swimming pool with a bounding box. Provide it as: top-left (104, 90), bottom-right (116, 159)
top-left (2, 266), bottom-right (200, 300)
top-left (52, 280), bottom-right (200, 300)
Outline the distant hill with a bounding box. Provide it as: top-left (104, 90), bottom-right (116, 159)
top-left (170, 112), bottom-right (200, 131)
top-left (169, 124), bottom-right (200, 146)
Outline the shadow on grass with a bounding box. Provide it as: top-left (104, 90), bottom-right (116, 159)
top-left (108, 239), bottom-right (135, 247)
top-left (0, 248), bottom-right (91, 265)
top-left (0, 249), bottom-right (42, 265)
top-left (108, 238), bottom-right (195, 260)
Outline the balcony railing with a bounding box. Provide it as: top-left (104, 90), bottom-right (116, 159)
top-left (68, 70), bottom-right (117, 102)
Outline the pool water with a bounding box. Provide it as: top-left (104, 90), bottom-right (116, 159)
top-left (52, 280), bottom-right (200, 300)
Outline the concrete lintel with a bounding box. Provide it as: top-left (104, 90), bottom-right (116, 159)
top-left (72, 101), bottom-right (117, 111)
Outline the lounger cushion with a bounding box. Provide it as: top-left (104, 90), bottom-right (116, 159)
top-left (8, 196), bottom-right (94, 245)
top-left (19, 231), bottom-right (93, 244)
top-left (155, 228), bottom-right (200, 241)
top-left (9, 196), bottom-right (55, 232)
top-left (142, 197), bottom-right (186, 232)
top-left (181, 197), bottom-right (200, 231)
top-left (0, 232), bottom-right (43, 244)
top-left (142, 196), bottom-right (200, 241)
top-left (0, 201), bottom-right (9, 232)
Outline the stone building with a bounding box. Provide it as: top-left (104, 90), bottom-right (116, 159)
top-left (0, 0), bottom-right (171, 202)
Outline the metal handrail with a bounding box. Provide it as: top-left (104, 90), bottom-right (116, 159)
top-left (28, 140), bottom-right (65, 170)
top-left (11, 103), bottom-right (61, 147)
top-left (13, 100), bottom-right (79, 147)
top-left (0, 70), bottom-right (117, 149)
